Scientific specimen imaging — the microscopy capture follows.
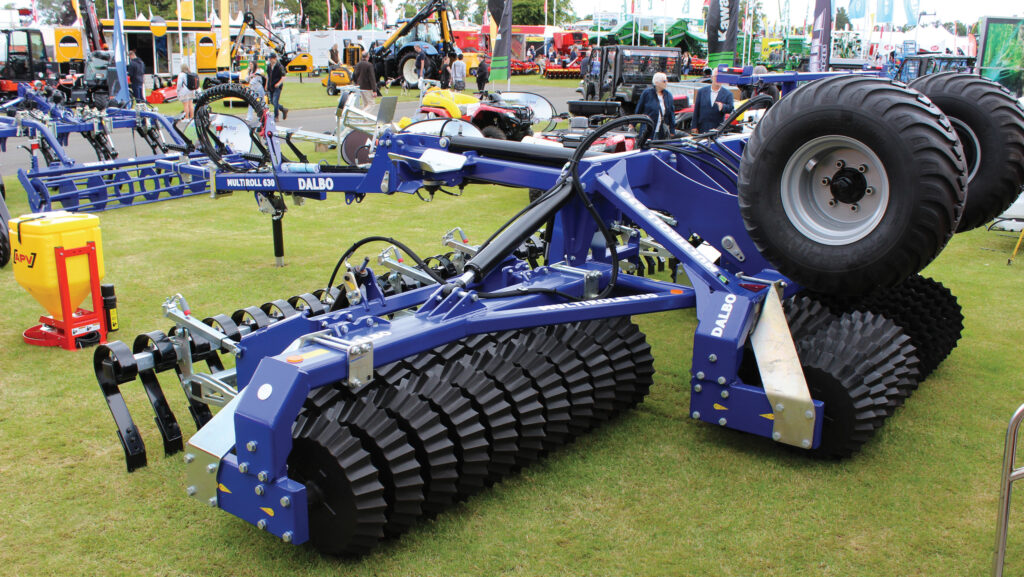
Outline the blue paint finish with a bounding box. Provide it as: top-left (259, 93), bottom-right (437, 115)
top-left (217, 453), bottom-right (310, 545)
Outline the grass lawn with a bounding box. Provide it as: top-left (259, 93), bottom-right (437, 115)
top-left (2, 165), bottom-right (1024, 576)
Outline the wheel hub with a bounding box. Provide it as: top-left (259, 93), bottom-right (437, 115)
top-left (780, 135), bottom-right (890, 246)
top-left (829, 167), bottom-right (869, 204)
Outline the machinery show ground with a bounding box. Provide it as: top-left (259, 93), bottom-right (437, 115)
top-left (1, 155), bottom-right (1024, 574)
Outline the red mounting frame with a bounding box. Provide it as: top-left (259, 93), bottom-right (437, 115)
top-left (22, 241), bottom-right (108, 351)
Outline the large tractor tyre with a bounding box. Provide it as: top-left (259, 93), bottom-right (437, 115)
top-left (909, 72), bottom-right (1024, 231)
top-left (481, 125), bottom-right (507, 140)
top-left (399, 53), bottom-right (419, 87)
top-left (738, 75), bottom-right (966, 296)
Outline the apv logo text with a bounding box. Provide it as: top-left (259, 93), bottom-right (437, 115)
top-left (13, 250), bottom-right (37, 268)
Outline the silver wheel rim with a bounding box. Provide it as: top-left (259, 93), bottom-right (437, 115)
top-left (403, 59), bottom-right (418, 86)
top-left (781, 135), bottom-right (890, 246)
top-left (949, 117), bottom-right (981, 181)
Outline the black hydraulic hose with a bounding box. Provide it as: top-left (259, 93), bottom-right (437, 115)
top-left (326, 235), bottom-right (447, 291)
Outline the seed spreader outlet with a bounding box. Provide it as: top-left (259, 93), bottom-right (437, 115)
top-left (94, 74), bottom-right (1024, 555)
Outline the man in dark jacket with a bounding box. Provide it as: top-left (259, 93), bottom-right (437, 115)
top-left (267, 53), bottom-right (288, 121)
top-left (635, 72), bottom-right (676, 139)
top-left (352, 52), bottom-right (378, 110)
top-left (692, 68), bottom-right (735, 133)
top-left (128, 50), bottom-right (145, 103)
top-left (476, 58), bottom-right (489, 93)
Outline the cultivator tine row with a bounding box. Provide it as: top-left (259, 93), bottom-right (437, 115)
top-left (543, 68), bottom-right (581, 80)
top-left (94, 289), bottom-right (342, 472)
top-left (290, 315), bottom-right (656, 555)
top-left (18, 155), bottom-right (211, 213)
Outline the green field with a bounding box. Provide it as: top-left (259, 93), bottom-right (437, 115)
top-left (2, 170), bottom-right (1024, 576)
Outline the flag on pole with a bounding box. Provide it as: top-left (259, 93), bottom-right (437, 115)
top-left (178, 0), bottom-right (195, 20)
top-left (488, 0), bottom-right (512, 82)
top-left (809, 0), bottom-right (832, 71)
top-left (706, 0), bottom-right (740, 69)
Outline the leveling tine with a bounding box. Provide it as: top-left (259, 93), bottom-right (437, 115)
top-left (132, 331), bottom-right (185, 457)
top-left (94, 341), bottom-right (147, 472)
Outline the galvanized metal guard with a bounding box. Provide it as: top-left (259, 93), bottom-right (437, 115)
top-left (993, 403), bottom-right (1024, 577)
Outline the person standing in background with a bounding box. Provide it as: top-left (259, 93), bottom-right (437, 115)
top-left (440, 54), bottom-right (452, 89)
top-left (452, 53), bottom-right (466, 92)
top-left (352, 52), bottom-right (379, 111)
top-left (127, 49), bottom-right (145, 104)
top-left (246, 68), bottom-right (266, 125)
top-left (476, 57), bottom-right (489, 93)
top-left (328, 44), bottom-right (341, 70)
top-left (267, 53), bottom-right (289, 121)
top-left (176, 62), bottom-right (195, 120)
top-left (692, 68), bottom-right (735, 133)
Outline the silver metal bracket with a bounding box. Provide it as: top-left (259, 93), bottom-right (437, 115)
top-left (286, 330), bottom-right (376, 391)
top-left (185, 391), bottom-right (244, 509)
top-left (551, 264), bottom-right (602, 299)
top-left (378, 246), bottom-right (438, 285)
top-left (163, 294), bottom-right (242, 356)
top-left (749, 283), bottom-right (816, 449)
top-left (442, 227), bottom-right (480, 257)
top-left (387, 148), bottom-right (467, 174)
top-left (721, 235), bottom-right (746, 262)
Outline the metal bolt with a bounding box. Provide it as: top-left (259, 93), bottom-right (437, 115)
top-left (436, 295), bottom-right (443, 302)
top-left (471, 294), bottom-right (479, 302)
top-left (821, 177), bottom-right (831, 185)
top-left (801, 439), bottom-right (812, 449)
top-left (694, 384), bottom-right (703, 393)
top-left (691, 411), bottom-right (701, 419)
top-left (775, 402), bottom-right (785, 412)
top-left (246, 441), bottom-right (258, 453)
top-left (280, 496), bottom-right (291, 508)
top-left (238, 462), bottom-right (249, 474)
top-left (718, 418), bottom-right (728, 426)
top-left (368, 319), bottom-right (376, 327)
top-left (282, 531), bottom-right (294, 543)
top-left (208, 497), bottom-right (218, 507)
top-left (695, 371), bottom-right (705, 380)
top-left (184, 453), bottom-right (195, 464)
top-left (207, 463), bottom-right (217, 474)
top-left (850, 204), bottom-right (859, 212)
top-left (828, 199), bottom-right (837, 207)
top-left (858, 164), bottom-right (868, 173)
top-left (720, 390), bottom-right (729, 399)
top-left (255, 485), bottom-right (265, 496)
top-left (717, 376), bottom-right (727, 385)
top-left (865, 186), bottom-right (874, 195)
top-left (708, 354), bottom-right (717, 363)
top-left (257, 471), bottom-right (270, 482)
top-left (772, 432), bottom-right (782, 441)
top-left (257, 519), bottom-right (268, 530)
top-left (187, 486), bottom-right (197, 496)
top-left (805, 410), bottom-right (814, 420)
top-left (321, 321), bottom-right (329, 328)
top-left (346, 314), bottom-right (354, 321)
top-left (835, 160), bottom-right (845, 168)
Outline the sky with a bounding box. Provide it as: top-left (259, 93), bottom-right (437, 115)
top-left (568, 0), bottom-right (1021, 26)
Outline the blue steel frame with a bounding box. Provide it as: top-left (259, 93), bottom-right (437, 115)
top-left (190, 126), bottom-right (825, 545)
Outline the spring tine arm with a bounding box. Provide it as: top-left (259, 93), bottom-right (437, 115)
top-left (94, 341), bottom-right (148, 472)
top-left (133, 332), bottom-right (184, 457)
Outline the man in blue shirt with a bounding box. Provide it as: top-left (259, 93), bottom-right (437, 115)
top-left (692, 68), bottom-right (735, 133)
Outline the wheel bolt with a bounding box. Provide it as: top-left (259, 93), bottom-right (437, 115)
top-left (835, 160), bottom-right (845, 168)
top-left (828, 199), bottom-right (837, 207)
top-left (850, 204), bottom-right (859, 212)
top-left (858, 164), bottom-right (868, 173)
top-left (865, 187), bottom-right (874, 195)
top-left (821, 177), bottom-right (831, 186)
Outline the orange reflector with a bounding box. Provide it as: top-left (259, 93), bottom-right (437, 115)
top-left (670, 289), bottom-right (684, 294)
top-left (286, 355), bottom-right (304, 363)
